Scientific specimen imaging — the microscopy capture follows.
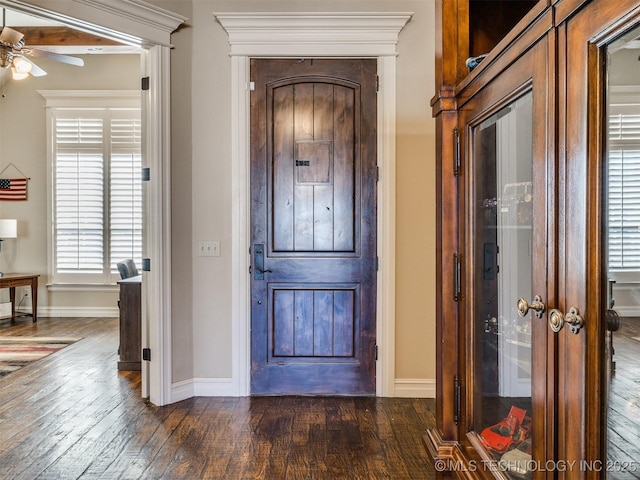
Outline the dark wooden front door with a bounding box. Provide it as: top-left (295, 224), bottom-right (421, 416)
top-left (250, 59), bottom-right (377, 395)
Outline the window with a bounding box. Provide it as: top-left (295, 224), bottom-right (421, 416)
top-left (41, 91), bottom-right (141, 284)
top-left (608, 94), bottom-right (640, 271)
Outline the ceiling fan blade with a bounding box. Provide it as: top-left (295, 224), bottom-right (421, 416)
top-left (21, 56), bottom-right (46, 76)
top-left (29, 48), bottom-right (84, 67)
top-left (0, 27), bottom-right (23, 47)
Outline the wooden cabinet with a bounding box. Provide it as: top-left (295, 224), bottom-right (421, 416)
top-left (434, 0), bottom-right (544, 91)
top-left (117, 275), bottom-right (141, 371)
top-left (427, 0), bottom-right (640, 478)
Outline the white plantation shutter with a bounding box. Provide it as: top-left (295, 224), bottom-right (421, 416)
top-left (55, 116), bottom-right (104, 274)
top-left (55, 151), bottom-right (104, 272)
top-left (52, 106), bottom-right (141, 283)
top-left (109, 115), bottom-right (142, 271)
top-left (608, 102), bottom-right (640, 270)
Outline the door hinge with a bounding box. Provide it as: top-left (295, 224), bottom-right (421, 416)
top-left (142, 348), bottom-right (151, 361)
top-left (142, 258), bottom-right (151, 272)
top-left (247, 81), bottom-right (255, 91)
top-left (141, 167), bottom-right (150, 182)
top-left (453, 128), bottom-right (461, 176)
top-left (141, 76), bottom-right (150, 91)
top-left (453, 253), bottom-right (461, 301)
top-left (376, 256), bottom-right (379, 271)
top-left (454, 375), bottom-right (461, 424)
top-left (376, 75), bottom-right (380, 92)
top-left (376, 166), bottom-right (380, 182)
top-left (375, 345), bottom-right (378, 360)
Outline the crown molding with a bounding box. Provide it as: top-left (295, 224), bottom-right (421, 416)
top-left (215, 12), bottom-right (413, 57)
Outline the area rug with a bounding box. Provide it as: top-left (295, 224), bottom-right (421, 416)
top-left (0, 336), bottom-right (81, 377)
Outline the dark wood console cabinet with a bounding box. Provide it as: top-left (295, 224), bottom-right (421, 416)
top-left (117, 275), bottom-right (141, 371)
top-left (428, 0), bottom-right (640, 478)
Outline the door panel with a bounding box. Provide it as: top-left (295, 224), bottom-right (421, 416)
top-left (271, 80), bottom-right (357, 253)
top-left (250, 59), bottom-right (377, 395)
top-left (270, 286), bottom-right (356, 359)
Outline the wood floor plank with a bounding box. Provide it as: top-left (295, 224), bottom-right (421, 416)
top-left (122, 400), bottom-right (194, 479)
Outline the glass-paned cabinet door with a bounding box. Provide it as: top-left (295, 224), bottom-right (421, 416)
top-left (468, 90), bottom-right (540, 479)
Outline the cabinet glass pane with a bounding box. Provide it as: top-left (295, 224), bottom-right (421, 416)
top-left (473, 92), bottom-right (533, 478)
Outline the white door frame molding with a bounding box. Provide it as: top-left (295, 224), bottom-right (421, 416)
top-left (216, 12), bottom-right (413, 397)
top-left (0, 0), bottom-right (185, 406)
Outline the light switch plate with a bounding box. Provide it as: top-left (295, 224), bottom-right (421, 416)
top-left (198, 241), bottom-right (220, 257)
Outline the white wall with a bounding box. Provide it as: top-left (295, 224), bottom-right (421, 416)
top-left (0, 53), bottom-right (140, 315)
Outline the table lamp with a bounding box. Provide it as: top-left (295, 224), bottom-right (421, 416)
top-left (0, 219), bottom-right (17, 277)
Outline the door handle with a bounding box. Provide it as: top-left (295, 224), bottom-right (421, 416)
top-left (517, 295), bottom-right (545, 319)
top-left (605, 309), bottom-right (620, 332)
top-left (253, 244), bottom-right (272, 280)
top-left (548, 307), bottom-right (584, 334)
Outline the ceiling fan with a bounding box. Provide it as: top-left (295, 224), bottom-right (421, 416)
top-left (0, 22), bottom-right (84, 80)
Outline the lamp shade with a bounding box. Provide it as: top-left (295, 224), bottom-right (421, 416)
top-left (0, 219), bottom-right (17, 239)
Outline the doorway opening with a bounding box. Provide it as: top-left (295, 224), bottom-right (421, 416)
top-left (249, 58), bottom-right (378, 395)
top-left (0, 0), bottom-right (182, 405)
top-left (215, 11), bottom-right (412, 396)
top-left (603, 23), bottom-right (640, 469)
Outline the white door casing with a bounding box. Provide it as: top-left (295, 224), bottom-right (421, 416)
top-left (215, 12), bottom-right (412, 397)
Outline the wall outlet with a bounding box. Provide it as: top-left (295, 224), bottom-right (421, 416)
top-left (198, 241), bottom-right (220, 257)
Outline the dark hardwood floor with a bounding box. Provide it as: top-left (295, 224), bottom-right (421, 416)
top-left (0, 317), bottom-right (437, 479)
top-left (608, 317), bottom-right (640, 478)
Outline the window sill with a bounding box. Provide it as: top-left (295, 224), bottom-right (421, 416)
top-left (608, 271), bottom-right (640, 284)
top-left (47, 283), bottom-right (118, 293)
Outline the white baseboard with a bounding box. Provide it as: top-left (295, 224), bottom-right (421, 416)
top-left (36, 306), bottom-right (119, 318)
top-left (394, 378), bottom-right (436, 398)
top-left (171, 377), bottom-right (235, 403)
top-left (170, 377), bottom-right (436, 401)
top-left (614, 306), bottom-right (640, 317)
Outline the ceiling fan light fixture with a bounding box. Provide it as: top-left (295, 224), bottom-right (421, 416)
top-left (10, 67), bottom-right (27, 80)
top-left (12, 55), bottom-right (31, 74)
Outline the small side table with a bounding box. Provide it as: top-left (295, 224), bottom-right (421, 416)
top-left (0, 274), bottom-right (38, 322)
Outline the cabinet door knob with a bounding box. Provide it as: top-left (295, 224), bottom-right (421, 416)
top-left (548, 307), bottom-right (584, 334)
top-left (517, 295), bottom-right (545, 319)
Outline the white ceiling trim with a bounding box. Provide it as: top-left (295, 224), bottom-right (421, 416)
top-left (215, 12), bottom-right (413, 57)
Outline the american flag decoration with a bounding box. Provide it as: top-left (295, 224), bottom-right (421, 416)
top-left (0, 178), bottom-right (28, 201)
